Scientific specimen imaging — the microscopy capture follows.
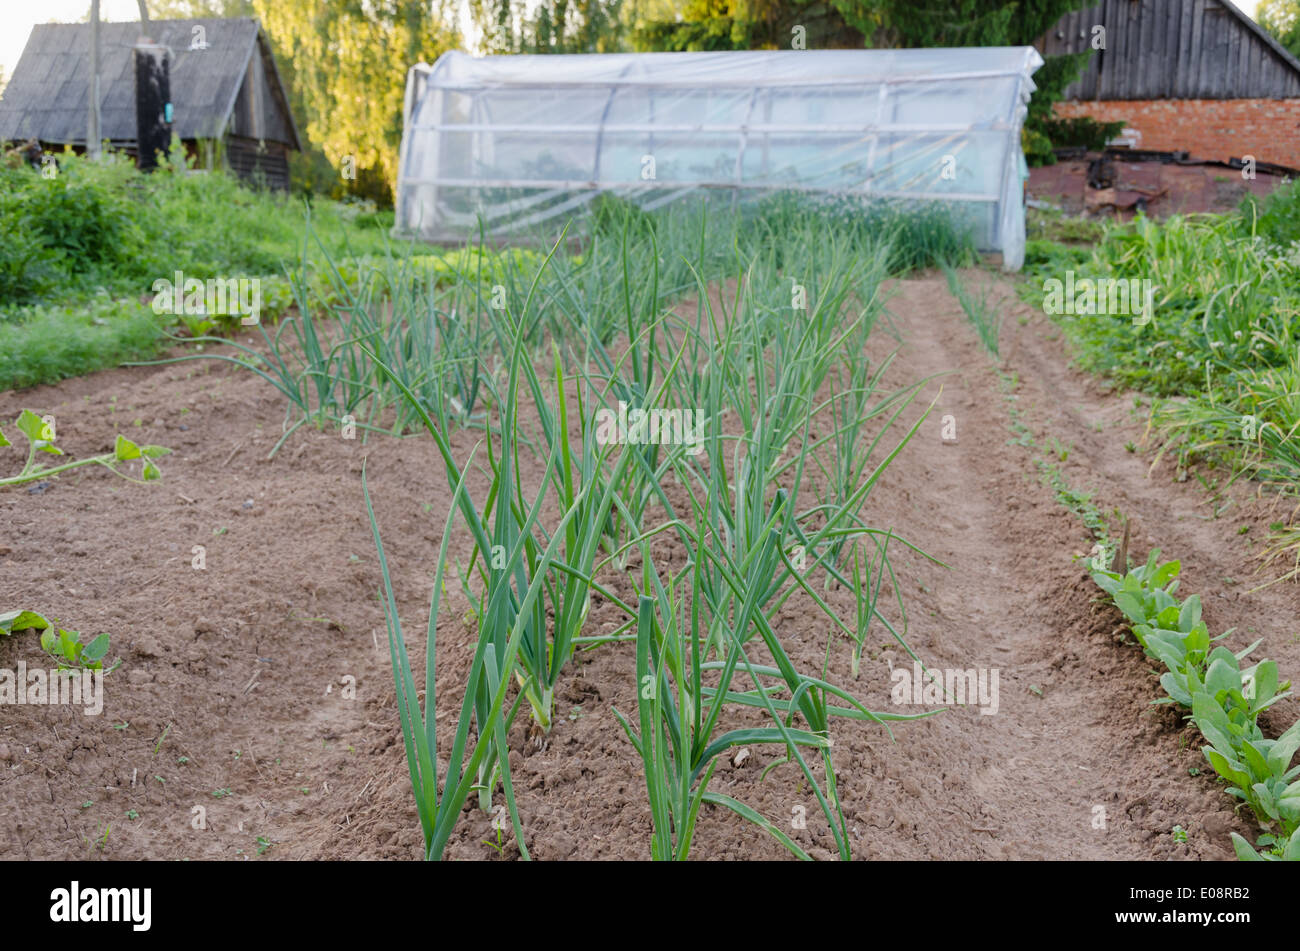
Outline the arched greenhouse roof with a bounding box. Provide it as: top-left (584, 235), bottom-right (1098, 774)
top-left (396, 47), bottom-right (1044, 270)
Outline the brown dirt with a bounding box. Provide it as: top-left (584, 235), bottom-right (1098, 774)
top-left (2, 275), bottom-right (1295, 860)
top-left (1029, 157), bottom-right (1288, 219)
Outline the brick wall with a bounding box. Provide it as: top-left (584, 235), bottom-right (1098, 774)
top-left (1054, 99), bottom-right (1300, 169)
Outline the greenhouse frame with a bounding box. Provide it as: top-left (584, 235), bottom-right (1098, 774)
top-left (395, 47), bottom-right (1044, 270)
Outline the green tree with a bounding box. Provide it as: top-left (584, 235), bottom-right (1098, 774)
top-left (633, 0), bottom-right (863, 51)
top-left (252, 1), bottom-right (458, 202)
top-left (853, 0), bottom-right (1084, 48)
top-left (636, 0), bottom-right (1095, 161)
top-left (1260, 0), bottom-right (1300, 59)
top-left (532, 0), bottom-right (628, 52)
top-left (472, 0), bottom-right (630, 53)
top-left (638, 0), bottom-right (1093, 57)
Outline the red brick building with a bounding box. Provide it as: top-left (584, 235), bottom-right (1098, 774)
top-left (1040, 0), bottom-right (1300, 170)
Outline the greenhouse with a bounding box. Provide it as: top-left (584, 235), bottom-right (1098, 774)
top-left (395, 47), bottom-right (1044, 269)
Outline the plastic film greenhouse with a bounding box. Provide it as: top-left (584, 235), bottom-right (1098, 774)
top-left (395, 47), bottom-right (1043, 270)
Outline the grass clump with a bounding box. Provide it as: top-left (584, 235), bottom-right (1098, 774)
top-left (0, 296), bottom-right (166, 390)
top-left (940, 260), bottom-right (1002, 356)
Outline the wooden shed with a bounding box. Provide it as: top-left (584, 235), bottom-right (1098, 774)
top-left (1040, 0), bottom-right (1300, 167)
top-left (0, 17), bottom-right (301, 189)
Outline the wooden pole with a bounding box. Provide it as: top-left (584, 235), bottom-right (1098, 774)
top-left (87, 0), bottom-right (101, 158)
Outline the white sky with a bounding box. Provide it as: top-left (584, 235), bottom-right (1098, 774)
top-left (0, 0), bottom-right (1266, 83)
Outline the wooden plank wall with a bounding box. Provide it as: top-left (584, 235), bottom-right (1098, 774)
top-left (227, 41), bottom-right (295, 145)
top-left (1040, 0), bottom-right (1300, 99)
top-left (226, 137), bottom-right (291, 191)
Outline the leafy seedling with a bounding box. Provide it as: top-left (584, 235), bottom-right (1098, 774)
top-left (1090, 544), bottom-right (1300, 862)
top-left (0, 609), bottom-right (49, 636)
top-left (1231, 827), bottom-right (1300, 861)
top-left (481, 824), bottom-right (507, 857)
top-left (0, 609), bottom-right (119, 672)
top-left (40, 626), bottom-right (116, 673)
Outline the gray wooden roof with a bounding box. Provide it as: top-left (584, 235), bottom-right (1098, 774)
top-left (0, 17), bottom-right (301, 149)
top-left (1042, 0), bottom-right (1300, 100)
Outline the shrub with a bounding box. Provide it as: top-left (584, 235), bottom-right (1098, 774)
top-left (15, 157), bottom-right (143, 274)
top-left (0, 214), bottom-right (61, 303)
top-left (1038, 115), bottom-right (1128, 152)
top-left (1022, 126), bottom-right (1056, 166)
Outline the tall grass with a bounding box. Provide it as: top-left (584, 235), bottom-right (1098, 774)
top-left (1028, 182), bottom-right (1300, 582)
top-left (1153, 348), bottom-right (1300, 490)
top-left (1037, 210), bottom-right (1299, 394)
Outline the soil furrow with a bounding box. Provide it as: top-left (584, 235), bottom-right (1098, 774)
top-left (3, 274), bottom-right (1291, 859)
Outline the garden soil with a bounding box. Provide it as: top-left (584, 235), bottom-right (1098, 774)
top-left (2, 273), bottom-right (1297, 860)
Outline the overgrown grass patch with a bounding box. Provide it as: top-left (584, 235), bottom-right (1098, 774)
top-left (1022, 180), bottom-right (1300, 578)
top-left (0, 150), bottom-right (401, 390)
top-left (0, 296), bottom-right (165, 390)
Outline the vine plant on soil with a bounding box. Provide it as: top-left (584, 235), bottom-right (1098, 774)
top-left (0, 410), bottom-right (168, 487)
